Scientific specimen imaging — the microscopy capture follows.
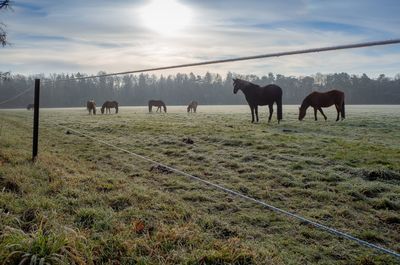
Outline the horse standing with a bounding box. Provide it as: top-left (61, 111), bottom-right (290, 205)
top-left (187, 100), bottom-right (198, 113)
top-left (148, 100), bottom-right (167, 113)
top-left (101, 101), bottom-right (119, 114)
top-left (298, 90), bottom-right (345, 121)
top-left (26, 103), bottom-right (34, 110)
top-left (233, 78), bottom-right (283, 123)
top-left (86, 100), bottom-right (96, 115)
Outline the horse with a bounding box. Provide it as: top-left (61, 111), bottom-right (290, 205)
top-left (26, 103), bottom-right (34, 110)
top-left (298, 90), bottom-right (345, 121)
top-left (86, 100), bottom-right (96, 115)
top-left (187, 100), bottom-right (198, 113)
top-left (148, 100), bottom-right (167, 113)
top-left (101, 101), bottom-right (119, 114)
top-left (233, 78), bottom-right (283, 123)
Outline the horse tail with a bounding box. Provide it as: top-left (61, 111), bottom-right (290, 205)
top-left (277, 94), bottom-right (283, 123)
top-left (341, 100), bottom-right (345, 119)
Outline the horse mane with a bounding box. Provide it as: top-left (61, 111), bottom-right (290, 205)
top-left (234, 78), bottom-right (260, 90)
top-left (300, 93), bottom-right (314, 109)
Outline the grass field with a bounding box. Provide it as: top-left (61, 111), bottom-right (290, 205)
top-left (1, 105), bottom-right (399, 264)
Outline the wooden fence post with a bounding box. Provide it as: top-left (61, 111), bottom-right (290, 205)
top-left (32, 79), bottom-right (40, 162)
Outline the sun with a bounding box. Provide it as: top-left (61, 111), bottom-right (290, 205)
top-left (139, 0), bottom-right (193, 36)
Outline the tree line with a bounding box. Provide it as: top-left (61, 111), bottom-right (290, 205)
top-left (0, 71), bottom-right (399, 108)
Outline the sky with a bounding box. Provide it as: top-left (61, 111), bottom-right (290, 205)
top-left (1, 0), bottom-right (400, 78)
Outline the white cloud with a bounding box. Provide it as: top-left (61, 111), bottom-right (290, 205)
top-left (1, 0), bottom-right (400, 77)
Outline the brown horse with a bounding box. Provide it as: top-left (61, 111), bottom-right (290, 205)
top-left (233, 78), bottom-right (283, 123)
top-left (187, 100), bottom-right (198, 113)
top-left (86, 100), bottom-right (96, 115)
top-left (101, 101), bottom-right (119, 114)
top-left (299, 90), bottom-right (345, 121)
top-left (148, 100), bottom-right (167, 113)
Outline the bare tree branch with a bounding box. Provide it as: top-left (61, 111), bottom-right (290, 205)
top-left (0, 0), bottom-right (10, 10)
top-left (0, 23), bottom-right (6, 46)
top-left (0, 0), bottom-right (11, 46)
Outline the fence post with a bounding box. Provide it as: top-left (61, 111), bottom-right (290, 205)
top-left (32, 79), bottom-right (40, 162)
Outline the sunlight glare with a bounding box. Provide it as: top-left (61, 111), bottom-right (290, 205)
top-left (139, 0), bottom-right (193, 36)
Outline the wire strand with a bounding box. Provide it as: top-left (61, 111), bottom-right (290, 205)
top-left (53, 123), bottom-right (400, 260)
top-left (0, 87), bottom-right (33, 107)
top-left (50, 39), bottom-right (400, 82)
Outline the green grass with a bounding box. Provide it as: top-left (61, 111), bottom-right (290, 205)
top-left (0, 105), bottom-right (399, 264)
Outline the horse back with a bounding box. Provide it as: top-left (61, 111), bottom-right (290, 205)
top-left (248, 84), bottom-right (282, 105)
top-left (308, 90), bottom-right (344, 107)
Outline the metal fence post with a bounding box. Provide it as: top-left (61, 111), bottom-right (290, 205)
top-left (32, 79), bottom-right (40, 162)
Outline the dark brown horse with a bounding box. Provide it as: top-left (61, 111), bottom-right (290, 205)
top-left (101, 101), bottom-right (119, 114)
top-left (26, 103), bottom-right (34, 110)
top-left (299, 90), bottom-right (345, 121)
top-left (86, 100), bottom-right (96, 115)
top-left (148, 100), bottom-right (167, 113)
top-left (233, 78), bottom-right (282, 123)
top-left (187, 100), bottom-right (198, 113)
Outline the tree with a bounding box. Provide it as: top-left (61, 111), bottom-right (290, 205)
top-left (0, 0), bottom-right (11, 80)
top-left (0, 0), bottom-right (10, 46)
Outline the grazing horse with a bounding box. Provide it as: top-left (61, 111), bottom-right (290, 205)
top-left (187, 100), bottom-right (198, 113)
top-left (233, 78), bottom-right (283, 123)
top-left (86, 100), bottom-right (96, 115)
top-left (148, 100), bottom-right (167, 113)
top-left (101, 101), bottom-right (119, 114)
top-left (26, 103), bottom-right (34, 110)
top-left (298, 90), bottom-right (345, 121)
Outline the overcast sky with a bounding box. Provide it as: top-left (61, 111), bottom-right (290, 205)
top-left (1, 0), bottom-right (400, 77)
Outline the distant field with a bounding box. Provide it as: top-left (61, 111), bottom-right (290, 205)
top-left (1, 105), bottom-right (399, 264)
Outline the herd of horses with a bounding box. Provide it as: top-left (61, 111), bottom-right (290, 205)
top-left (84, 78), bottom-right (345, 122)
top-left (86, 99), bottom-right (198, 115)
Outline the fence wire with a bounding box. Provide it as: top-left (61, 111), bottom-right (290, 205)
top-left (55, 123), bottom-right (400, 260)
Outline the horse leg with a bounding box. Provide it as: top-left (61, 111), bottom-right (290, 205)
top-left (268, 104), bottom-right (273, 123)
top-left (335, 104), bottom-right (340, 121)
top-left (341, 101), bottom-right (345, 120)
top-left (250, 106), bottom-right (255, 123)
top-left (255, 106), bottom-right (259, 123)
top-left (314, 107), bottom-right (318, 121)
top-left (318, 108), bottom-right (327, 120)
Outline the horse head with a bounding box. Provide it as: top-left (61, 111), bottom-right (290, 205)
top-left (233, 78), bottom-right (240, 94)
top-left (233, 78), bottom-right (253, 94)
top-left (298, 106), bottom-right (307, 121)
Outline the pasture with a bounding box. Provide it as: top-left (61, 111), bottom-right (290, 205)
top-left (0, 105), bottom-right (399, 264)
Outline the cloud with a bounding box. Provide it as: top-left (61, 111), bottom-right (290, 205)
top-left (1, 0), bottom-right (400, 77)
